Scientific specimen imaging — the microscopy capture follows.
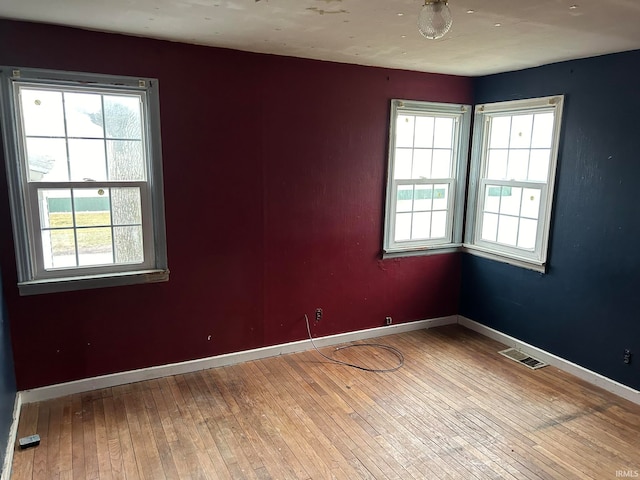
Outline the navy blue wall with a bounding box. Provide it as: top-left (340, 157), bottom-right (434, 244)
top-left (461, 50), bottom-right (640, 390)
top-left (0, 266), bottom-right (16, 473)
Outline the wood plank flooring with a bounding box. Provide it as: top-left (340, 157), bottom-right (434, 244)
top-left (10, 325), bottom-right (640, 479)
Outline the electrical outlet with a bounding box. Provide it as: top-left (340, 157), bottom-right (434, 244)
top-left (315, 308), bottom-right (323, 322)
top-left (385, 316), bottom-right (392, 326)
top-left (623, 349), bottom-right (632, 364)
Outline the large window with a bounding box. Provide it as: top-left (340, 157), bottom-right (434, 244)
top-left (383, 100), bottom-right (471, 255)
top-left (0, 67), bottom-right (168, 295)
top-left (464, 96), bottom-right (565, 270)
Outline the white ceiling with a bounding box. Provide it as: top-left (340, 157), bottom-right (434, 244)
top-left (2, 0), bottom-right (640, 76)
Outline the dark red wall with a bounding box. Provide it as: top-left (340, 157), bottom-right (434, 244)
top-left (0, 20), bottom-right (472, 390)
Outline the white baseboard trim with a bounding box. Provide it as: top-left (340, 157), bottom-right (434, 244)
top-left (1, 392), bottom-right (21, 480)
top-left (20, 315), bottom-right (457, 404)
top-left (458, 315), bottom-right (640, 406)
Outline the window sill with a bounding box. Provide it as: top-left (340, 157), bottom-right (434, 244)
top-left (462, 245), bottom-right (546, 273)
top-left (18, 269), bottom-right (169, 296)
top-left (382, 244), bottom-right (461, 259)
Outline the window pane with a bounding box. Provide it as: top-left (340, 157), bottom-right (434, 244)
top-left (521, 188), bottom-right (541, 219)
top-left (528, 149), bottom-right (550, 182)
top-left (42, 229), bottom-right (76, 270)
top-left (432, 184), bottom-right (448, 211)
top-left (68, 139), bottom-right (107, 182)
top-left (73, 189), bottom-right (111, 227)
top-left (481, 213), bottom-right (498, 242)
top-left (38, 189), bottom-right (73, 229)
top-left (77, 227), bottom-right (113, 266)
top-left (411, 212), bottom-right (431, 239)
top-left (487, 149), bottom-right (508, 180)
top-left (499, 187), bottom-right (522, 216)
top-left (414, 116), bottom-right (434, 148)
top-left (386, 101), bottom-right (469, 251)
top-left (394, 148), bottom-right (412, 179)
top-left (517, 218), bottom-right (538, 249)
top-left (396, 185), bottom-right (413, 212)
top-left (107, 140), bottom-right (145, 181)
top-left (20, 89), bottom-right (65, 137)
top-left (471, 97), bottom-right (563, 263)
top-left (433, 117), bottom-right (453, 148)
top-left (395, 115), bottom-right (415, 148)
top-left (431, 211), bottom-right (447, 238)
top-left (395, 213), bottom-right (412, 241)
top-left (38, 186), bottom-right (145, 269)
top-left (26, 138), bottom-right (69, 182)
top-left (104, 95), bottom-right (142, 139)
top-left (431, 149), bottom-right (452, 178)
top-left (412, 149), bottom-right (431, 179)
top-left (114, 226), bottom-right (144, 264)
top-left (484, 185), bottom-right (501, 213)
top-left (509, 114), bottom-right (533, 149)
top-left (414, 185), bottom-right (432, 211)
top-left (3, 71), bottom-right (168, 287)
top-left (489, 116), bottom-right (511, 149)
top-left (531, 112), bottom-right (554, 148)
top-left (497, 215), bottom-right (518, 246)
top-left (112, 188), bottom-right (142, 225)
top-left (64, 92), bottom-right (104, 138)
top-left (506, 150), bottom-right (529, 181)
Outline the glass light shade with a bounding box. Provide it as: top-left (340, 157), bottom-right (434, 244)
top-left (418, 1), bottom-right (453, 40)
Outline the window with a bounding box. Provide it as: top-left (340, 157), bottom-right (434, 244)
top-left (0, 67), bottom-right (168, 295)
top-left (464, 96), bottom-right (565, 271)
top-left (383, 100), bottom-right (471, 255)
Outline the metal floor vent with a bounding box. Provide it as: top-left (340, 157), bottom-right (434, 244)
top-left (499, 348), bottom-right (547, 370)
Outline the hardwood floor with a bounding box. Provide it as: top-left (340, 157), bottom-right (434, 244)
top-left (10, 325), bottom-right (640, 479)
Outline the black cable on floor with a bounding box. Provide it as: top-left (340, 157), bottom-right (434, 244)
top-left (304, 314), bottom-right (404, 373)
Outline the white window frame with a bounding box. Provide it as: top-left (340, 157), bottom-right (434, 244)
top-left (383, 99), bottom-right (471, 257)
top-left (464, 95), bottom-right (565, 272)
top-left (0, 67), bottom-right (169, 295)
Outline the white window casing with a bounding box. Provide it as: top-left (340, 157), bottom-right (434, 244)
top-left (383, 99), bottom-right (471, 257)
top-left (0, 67), bottom-right (169, 295)
top-left (464, 95), bottom-right (565, 271)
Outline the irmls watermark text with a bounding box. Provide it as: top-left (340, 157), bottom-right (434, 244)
top-left (616, 471), bottom-right (639, 478)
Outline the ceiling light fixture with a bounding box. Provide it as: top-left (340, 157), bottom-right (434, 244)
top-left (418, 0), bottom-right (453, 40)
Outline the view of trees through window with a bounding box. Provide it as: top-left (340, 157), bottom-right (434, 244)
top-left (20, 86), bottom-right (146, 269)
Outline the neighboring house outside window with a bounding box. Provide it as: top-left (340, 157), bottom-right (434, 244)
top-left (384, 95), bottom-right (565, 273)
top-left (464, 96), bottom-right (565, 271)
top-left (0, 67), bottom-right (168, 295)
top-left (383, 100), bottom-right (471, 256)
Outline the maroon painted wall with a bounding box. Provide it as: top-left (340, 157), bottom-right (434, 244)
top-left (0, 20), bottom-right (472, 390)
